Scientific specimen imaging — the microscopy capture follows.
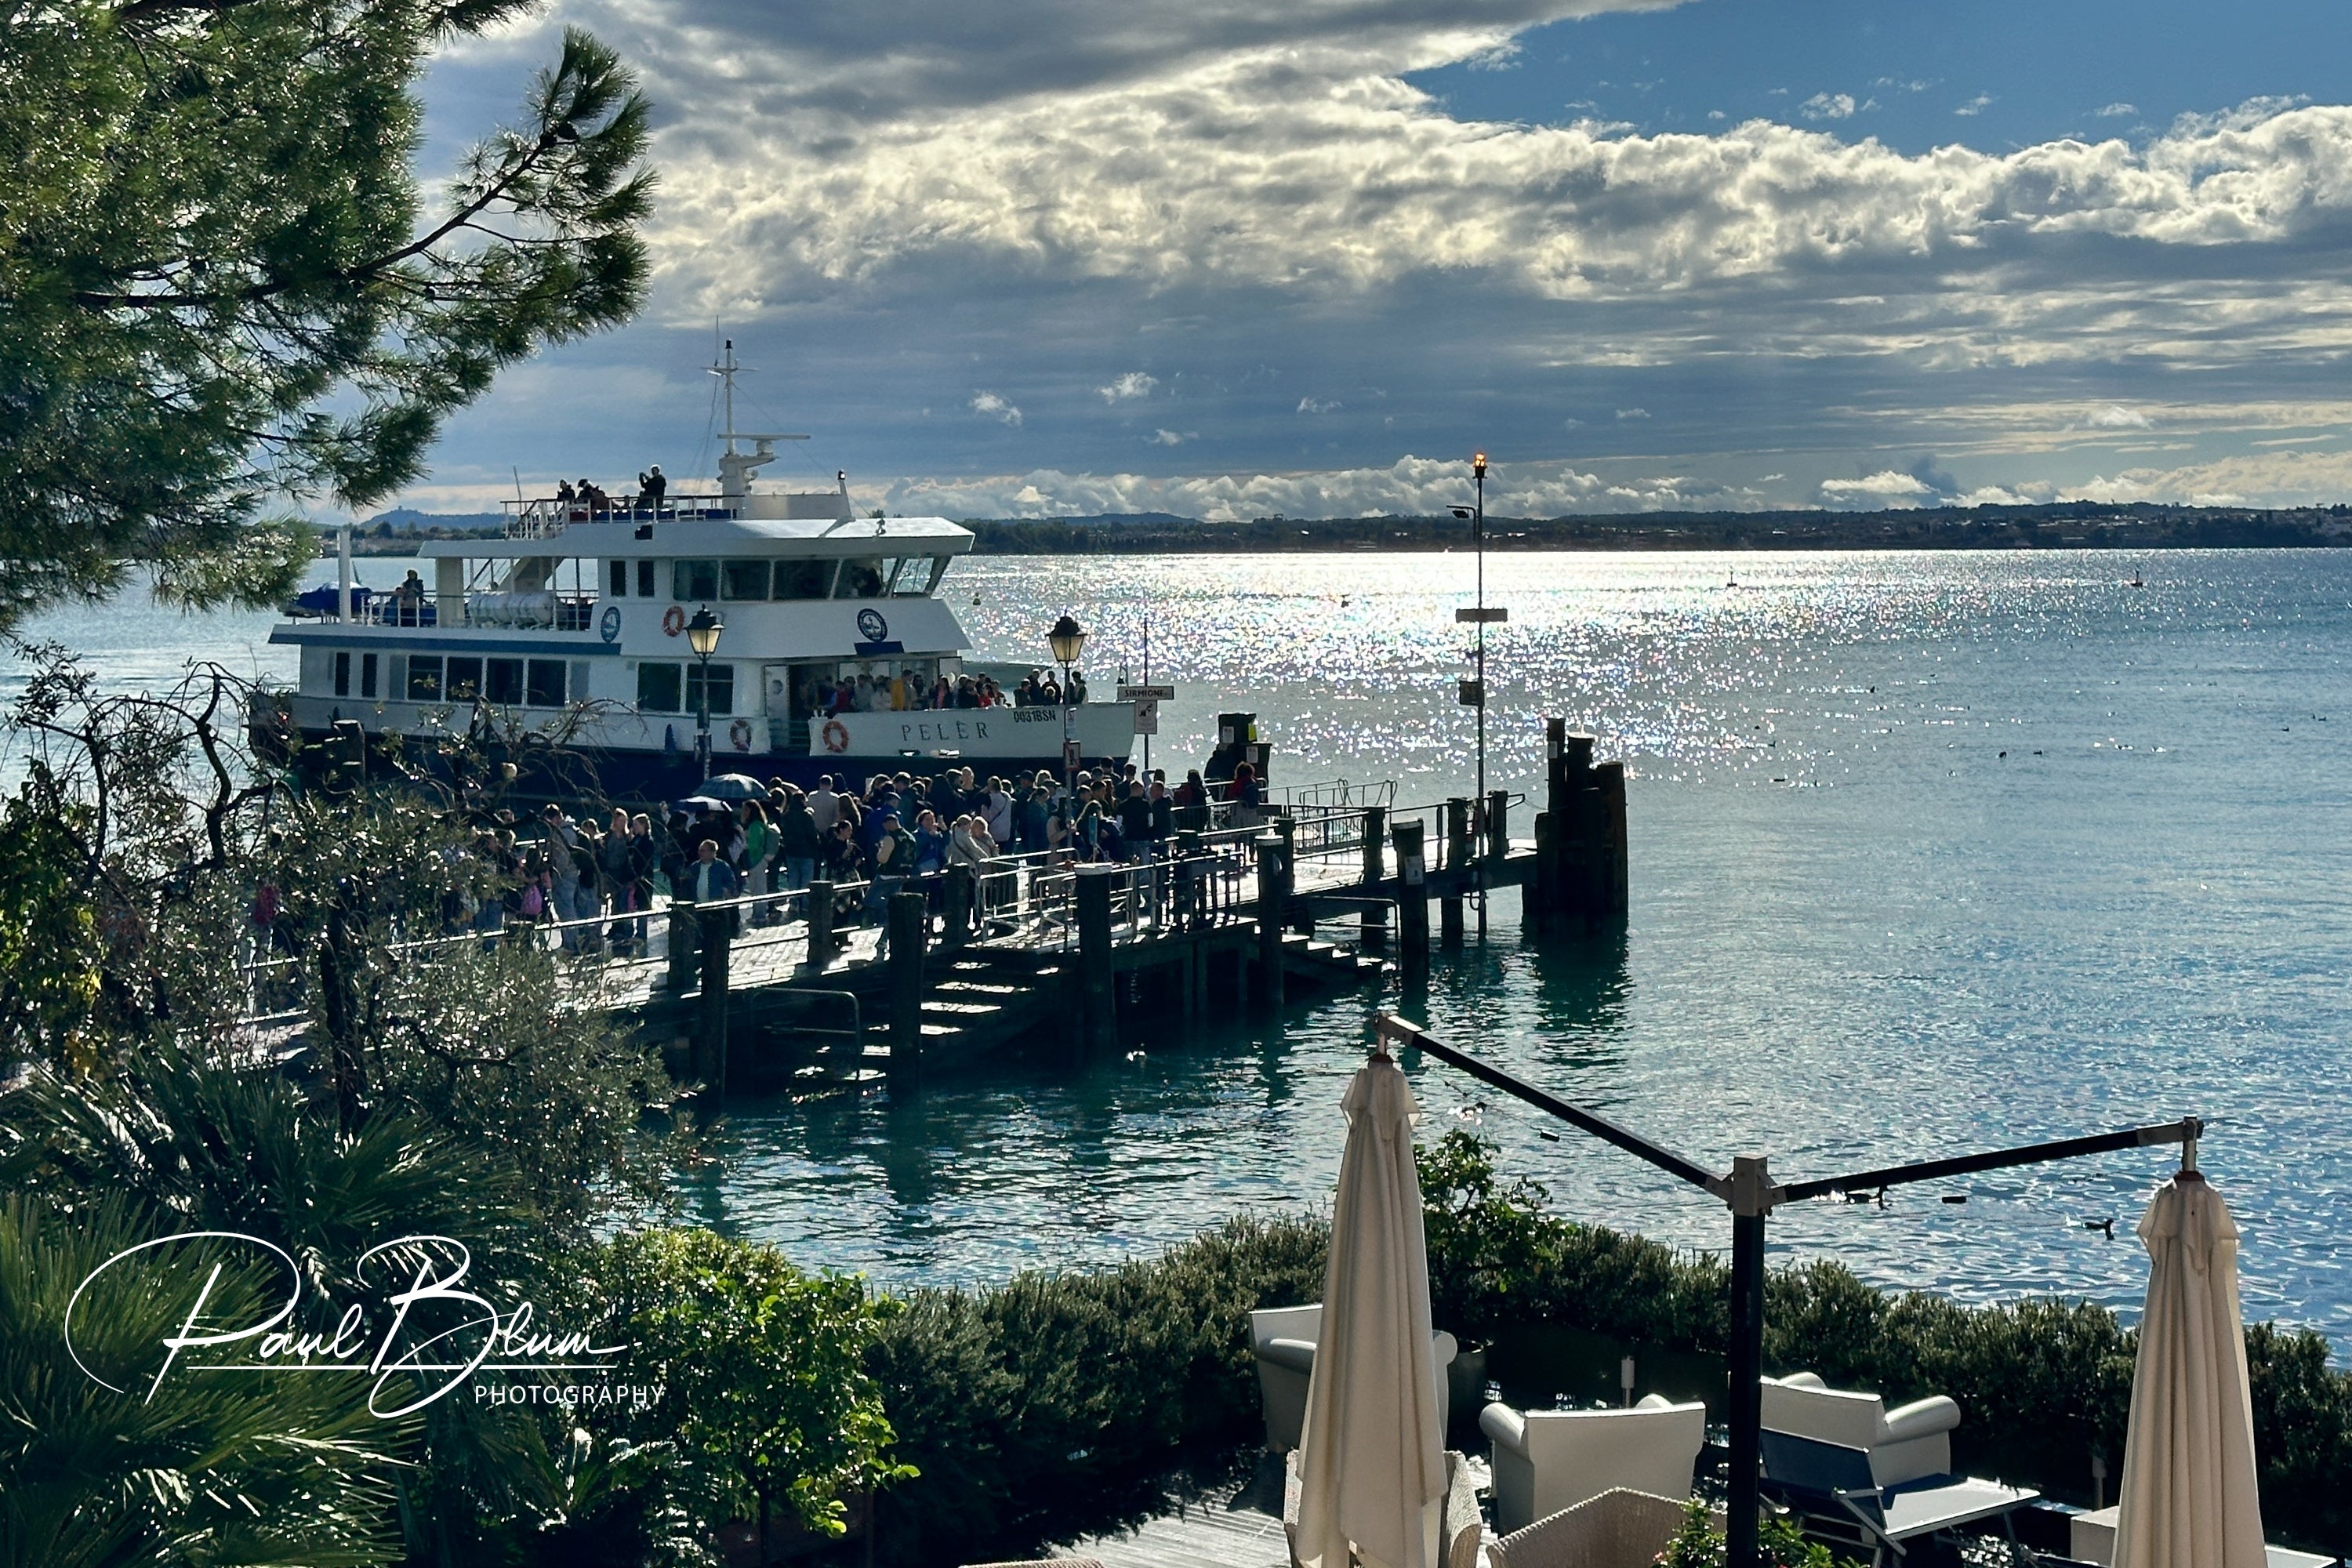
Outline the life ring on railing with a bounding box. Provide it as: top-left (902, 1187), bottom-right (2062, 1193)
top-left (820, 718), bottom-right (851, 754)
top-left (729, 718), bottom-right (753, 752)
top-left (661, 605), bottom-right (685, 637)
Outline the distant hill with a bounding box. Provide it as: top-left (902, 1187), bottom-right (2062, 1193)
top-left (960, 503), bottom-right (2352, 554)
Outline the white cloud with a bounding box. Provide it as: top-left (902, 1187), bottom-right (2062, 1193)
top-left (1298, 396), bottom-right (1342, 414)
top-left (2084, 405), bottom-right (2153, 429)
top-left (1615, 407), bottom-right (1649, 419)
top-left (1799, 92), bottom-right (1857, 122)
top-left (1820, 470), bottom-right (1940, 506)
top-left (1955, 93), bottom-right (1994, 116)
top-left (1149, 428), bottom-right (1196, 445)
top-left (2098, 103), bottom-right (2137, 118)
top-left (1465, 38), bottom-right (1523, 71)
top-left (970, 390), bottom-right (1024, 426)
top-left (1097, 371), bottom-right (1159, 403)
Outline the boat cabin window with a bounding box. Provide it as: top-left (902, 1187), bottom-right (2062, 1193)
top-left (407, 656), bottom-right (443, 702)
top-left (401, 655), bottom-right (570, 707)
top-left (636, 560), bottom-right (655, 597)
top-left (637, 662), bottom-right (683, 713)
top-left (333, 652), bottom-right (350, 698)
top-left (897, 557), bottom-right (947, 596)
top-left (609, 560), bottom-right (628, 597)
top-left (361, 653), bottom-right (378, 699)
top-left (672, 559), bottom-right (719, 601)
top-left (833, 558), bottom-right (887, 599)
top-left (721, 559), bottom-right (770, 601)
top-left (772, 559), bottom-right (829, 600)
top-left (447, 657), bottom-right (484, 701)
top-left (527, 659), bottom-right (568, 707)
top-left (634, 660), bottom-right (733, 715)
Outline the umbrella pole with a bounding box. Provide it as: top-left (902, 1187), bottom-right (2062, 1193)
top-left (1727, 1158), bottom-right (1771, 1568)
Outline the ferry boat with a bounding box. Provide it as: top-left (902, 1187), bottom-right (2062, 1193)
top-left (258, 348), bottom-right (1137, 799)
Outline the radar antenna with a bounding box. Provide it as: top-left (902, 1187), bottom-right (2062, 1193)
top-left (707, 337), bottom-right (809, 500)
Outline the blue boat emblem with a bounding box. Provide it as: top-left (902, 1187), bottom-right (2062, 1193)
top-left (600, 604), bottom-right (622, 644)
top-left (857, 608), bottom-right (888, 642)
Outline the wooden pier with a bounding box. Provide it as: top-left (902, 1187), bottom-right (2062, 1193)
top-left (238, 723), bottom-right (1630, 1097)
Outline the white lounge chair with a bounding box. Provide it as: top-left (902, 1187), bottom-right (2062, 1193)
top-left (2067, 1505), bottom-right (2337, 1568)
top-left (1761, 1370), bottom-right (1962, 1488)
top-left (1247, 1303), bottom-right (1457, 1453)
top-left (1282, 1446), bottom-right (1483, 1568)
top-left (1487, 1488), bottom-right (1710, 1568)
top-left (1478, 1394), bottom-right (1708, 1534)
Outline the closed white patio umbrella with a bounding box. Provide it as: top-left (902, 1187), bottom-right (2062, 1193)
top-left (2112, 1160), bottom-right (2267, 1568)
top-left (1292, 1051), bottom-right (1447, 1568)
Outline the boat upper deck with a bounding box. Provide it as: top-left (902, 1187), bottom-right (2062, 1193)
top-left (426, 506), bottom-right (975, 561)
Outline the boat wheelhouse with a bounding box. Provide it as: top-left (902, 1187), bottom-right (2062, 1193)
top-left (263, 360), bottom-right (1135, 799)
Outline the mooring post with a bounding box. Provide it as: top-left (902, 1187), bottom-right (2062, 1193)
top-left (887, 891), bottom-right (927, 1087)
top-left (1597, 760), bottom-right (1629, 916)
top-left (1076, 865), bottom-right (1116, 1050)
top-left (1726, 1156), bottom-right (1772, 1568)
top-left (1445, 797), bottom-right (1471, 872)
top-left (696, 906), bottom-right (731, 1095)
top-left (1392, 817), bottom-right (1429, 966)
top-left (1175, 829), bottom-right (1203, 930)
top-left (1360, 804), bottom-right (1388, 947)
top-left (807, 879), bottom-right (836, 968)
top-left (1532, 811), bottom-right (1557, 936)
top-left (1254, 832), bottom-right (1287, 1009)
top-left (945, 863), bottom-right (974, 949)
top-left (666, 898), bottom-right (695, 992)
top-left (1486, 788), bottom-right (1510, 868)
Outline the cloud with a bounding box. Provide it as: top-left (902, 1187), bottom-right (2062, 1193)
top-left (1097, 371), bottom-right (1158, 403)
top-left (970, 391), bottom-right (1023, 426)
top-left (1298, 396), bottom-right (1342, 414)
top-left (2098, 103), bottom-right (2137, 118)
top-left (1955, 93), bottom-right (1994, 116)
top-left (877, 452), bottom-right (1767, 521)
top-left (2084, 405), bottom-right (2153, 429)
top-left (1464, 38), bottom-right (1523, 71)
top-left (1148, 428), bottom-right (1196, 445)
top-left (1799, 93), bottom-right (1857, 122)
top-left (1615, 407), bottom-right (1650, 419)
top-left (1820, 469), bottom-right (1939, 506)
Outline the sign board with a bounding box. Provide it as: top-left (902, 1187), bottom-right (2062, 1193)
top-left (1118, 684), bottom-right (1176, 702)
top-left (1457, 679), bottom-right (1484, 708)
top-left (1132, 698), bottom-right (1160, 735)
top-left (1455, 607), bottom-right (1510, 624)
top-left (1062, 739), bottom-right (1083, 770)
top-left (1403, 852), bottom-right (1425, 887)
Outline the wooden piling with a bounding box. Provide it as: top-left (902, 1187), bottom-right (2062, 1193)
top-left (1446, 797), bottom-right (1472, 872)
top-left (1597, 760), bottom-right (1629, 916)
top-left (945, 863), bottom-right (975, 949)
top-left (695, 907), bottom-right (731, 1094)
top-left (1076, 866), bottom-right (1116, 1050)
top-left (887, 891), bottom-right (926, 1086)
top-left (1532, 811), bottom-right (1558, 935)
top-left (1392, 817), bottom-right (1429, 959)
top-left (1255, 833), bottom-right (1287, 1009)
top-left (1360, 804), bottom-right (1388, 946)
top-left (1486, 788), bottom-right (1510, 868)
top-left (667, 902), bottom-right (695, 992)
top-left (807, 880), bottom-right (835, 968)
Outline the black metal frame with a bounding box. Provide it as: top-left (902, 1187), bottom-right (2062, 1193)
top-left (1371, 1013), bottom-right (2200, 1568)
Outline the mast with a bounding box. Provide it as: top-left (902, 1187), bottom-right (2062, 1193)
top-left (707, 337), bottom-right (810, 503)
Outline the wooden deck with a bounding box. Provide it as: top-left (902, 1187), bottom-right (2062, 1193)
top-left (1041, 1455), bottom-right (1294, 1568)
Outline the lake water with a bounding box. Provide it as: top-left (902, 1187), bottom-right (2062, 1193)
top-left (13, 548), bottom-right (2350, 1351)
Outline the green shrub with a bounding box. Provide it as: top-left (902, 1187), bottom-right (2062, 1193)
top-left (1657, 1500), bottom-right (1842, 1568)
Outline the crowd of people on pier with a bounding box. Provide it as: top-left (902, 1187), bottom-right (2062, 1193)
top-left (447, 760), bottom-right (1266, 959)
top-left (815, 667), bottom-right (1089, 715)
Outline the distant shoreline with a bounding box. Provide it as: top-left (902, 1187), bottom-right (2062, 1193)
top-left (339, 502), bottom-right (2352, 556)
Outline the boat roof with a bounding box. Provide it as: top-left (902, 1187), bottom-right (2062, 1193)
top-left (419, 515), bottom-right (974, 561)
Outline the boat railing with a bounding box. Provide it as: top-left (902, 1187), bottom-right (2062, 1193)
top-left (503, 493), bottom-right (745, 537)
top-left (310, 589), bottom-right (601, 632)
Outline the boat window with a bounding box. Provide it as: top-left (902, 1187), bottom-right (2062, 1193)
top-left (527, 659), bottom-right (568, 707)
top-left (333, 651), bottom-right (350, 698)
top-left (897, 557), bottom-right (946, 596)
top-left (361, 652), bottom-right (378, 699)
top-left (636, 560), bottom-right (655, 597)
top-left (834, 558), bottom-right (886, 599)
top-left (486, 658), bottom-right (524, 706)
top-left (772, 559), bottom-right (828, 601)
top-left (609, 560), bottom-right (628, 597)
top-left (445, 657), bottom-right (484, 701)
top-left (721, 559), bottom-right (771, 601)
top-left (687, 662), bottom-right (735, 716)
top-left (637, 662), bottom-right (683, 713)
top-left (673, 559), bottom-right (719, 601)
top-left (406, 655), bottom-right (443, 702)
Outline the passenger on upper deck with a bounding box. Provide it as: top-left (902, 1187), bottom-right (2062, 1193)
top-left (637, 466), bottom-right (666, 508)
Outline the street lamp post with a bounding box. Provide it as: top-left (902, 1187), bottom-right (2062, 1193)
top-left (1049, 612), bottom-right (1087, 797)
top-left (686, 604), bottom-right (724, 782)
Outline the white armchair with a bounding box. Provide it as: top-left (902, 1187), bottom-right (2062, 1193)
top-left (1248, 1304), bottom-right (1457, 1453)
top-left (1759, 1371), bottom-right (1962, 1488)
top-left (1479, 1395), bottom-right (1708, 1535)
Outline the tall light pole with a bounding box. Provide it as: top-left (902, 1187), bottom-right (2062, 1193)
top-left (1049, 612), bottom-right (1087, 797)
top-left (1452, 450), bottom-right (1497, 935)
top-left (687, 604), bottom-right (724, 782)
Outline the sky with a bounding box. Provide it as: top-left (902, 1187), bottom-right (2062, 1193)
top-left (383, 0), bottom-right (2352, 522)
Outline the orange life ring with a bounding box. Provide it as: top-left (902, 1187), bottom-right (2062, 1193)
top-left (729, 718), bottom-right (753, 751)
top-left (661, 605), bottom-right (685, 637)
top-left (820, 718), bottom-right (850, 753)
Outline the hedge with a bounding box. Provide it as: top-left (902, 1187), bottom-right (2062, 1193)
top-left (863, 1131), bottom-right (2350, 1565)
